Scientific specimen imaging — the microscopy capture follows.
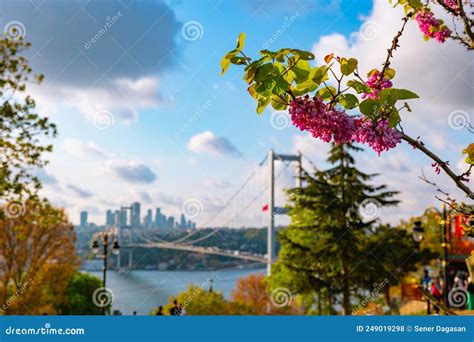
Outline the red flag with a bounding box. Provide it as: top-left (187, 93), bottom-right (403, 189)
top-left (262, 204), bottom-right (269, 212)
top-left (454, 215), bottom-right (467, 239)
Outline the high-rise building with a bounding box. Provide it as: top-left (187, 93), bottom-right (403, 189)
top-left (120, 210), bottom-right (128, 227)
top-left (144, 209), bottom-right (153, 228)
top-left (187, 220), bottom-right (193, 230)
top-left (155, 208), bottom-right (162, 227)
top-left (106, 210), bottom-right (114, 226)
top-left (131, 202), bottom-right (141, 227)
top-left (166, 216), bottom-right (174, 229)
top-left (80, 211), bottom-right (88, 227)
top-left (180, 214), bottom-right (186, 229)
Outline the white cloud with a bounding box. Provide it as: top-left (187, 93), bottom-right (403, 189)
top-left (106, 160), bottom-right (157, 184)
top-left (32, 76), bottom-right (162, 124)
top-left (187, 131), bottom-right (242, 158)
top-left (62, 138), bottom-right (111, 159)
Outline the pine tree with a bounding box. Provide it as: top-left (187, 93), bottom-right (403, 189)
top-left (270, 144), bottom-right (399, 315)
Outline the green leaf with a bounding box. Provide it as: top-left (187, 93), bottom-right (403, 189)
top-left (291, 58), bottom-right (311, 82)
top-left (271, 96), bottom-right (288, 110)
top-left (338, 94), bottom-right (359, 109)
top-left (257, 96), bottom-right (270, 114)
top-left (255, 78), bottom-right (276, 96)
top-left (347, 80), bottom-right (370, 94)
top-left (383, 67), bottom-right (396, 80)
top-left (254, 63), bottom-right (274, 82)
top-left (316, 86), bottom-right (336, 100)
top-left (340, 58), bottom-right (358, 76)
top-left (230, 56), bottom-right (247, 65)
top-left (394, 88), bottom-right (419, 100)
top-left (359, 98), bottom-right (378, 116)
top-left (387, 108), bottom-right (400, 127)
top-left (220, 50), bottom-right (238, 76)
top-left (378, 88), bottom-right (398, 106)
top-left (235, 32), bottom-right (246, 52)
top-left (273, 77), bottom-right (290, 96)
top-left (462, 143), bottom-right (474, 165)
top-left (290, 49), bottom-right (315, 60)
top-left (311, 66), bottom-right (329, 85)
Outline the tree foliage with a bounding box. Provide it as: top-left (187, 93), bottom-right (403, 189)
top-left (58, 272), bottom-right (104, 315)
top-left (270, 144), bottom-right (400, 315)
top-left (0, 37), bottom-right (56, 201)
top-left (0, 199), bottom-right (77, 314)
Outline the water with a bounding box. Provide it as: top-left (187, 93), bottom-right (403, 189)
top-left (86, 268), bottom-right (265, 315)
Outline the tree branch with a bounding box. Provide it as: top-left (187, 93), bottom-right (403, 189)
top-left (400, 132), bottom-right (474, 199)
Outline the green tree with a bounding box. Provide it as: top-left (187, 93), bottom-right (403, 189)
top-left (59, 272), bottom-right (104, 315)
top-left (270, 144), bottom-right (399, 315)
top-left (0, 37), bottom-right (56, 201)
top-left (362, 224), bottom-right (437, 311)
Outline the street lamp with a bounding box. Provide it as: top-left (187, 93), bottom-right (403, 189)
top-left (412, 221), bottom-right (424, 243)
top-left (91, 233), bottom-right (120, 314)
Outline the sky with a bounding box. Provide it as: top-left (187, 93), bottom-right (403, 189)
top-left (1, 0), bottom-right (472, 227)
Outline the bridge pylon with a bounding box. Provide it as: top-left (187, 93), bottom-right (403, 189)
top-left (267, 150), bottom-right (302, 276)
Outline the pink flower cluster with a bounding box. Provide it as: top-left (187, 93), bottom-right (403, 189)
top-left (415, 9), bottom-right (452, 43)
top-left (289, 96), bottom-right (402, 155)
top-left (352, 119), bottom-right (402, 156)
top-left (362, 70), bottom-right (393, 99)
top-left (289, 95), bottom-right (354, 144)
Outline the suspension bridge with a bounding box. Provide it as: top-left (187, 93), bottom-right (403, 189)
top-left (113, 150), bottom-right (315, 275)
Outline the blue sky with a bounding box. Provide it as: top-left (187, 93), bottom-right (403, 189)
top-left (1, 0), bottom-right (472, 226)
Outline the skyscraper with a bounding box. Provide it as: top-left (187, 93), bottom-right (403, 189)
top-left (80, 211), bottom-right (88, 227)
top-left (144, 209), bottom-right (153, 228)
top-left (180, 214), bottom-right (186, 229)
top-left (106, 210), bottom-right (114, 226)
top-left (131, 202), bottom-right (141, 227)
top-left (120, 210), bottom-right (128, 227)
top-left (155, 208), bottom-right (162, 227)
top-left (167, 216), bottom-right (174, 230)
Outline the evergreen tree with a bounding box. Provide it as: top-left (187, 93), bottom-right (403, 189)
top-left (270, 144), bottom-right (399, 315)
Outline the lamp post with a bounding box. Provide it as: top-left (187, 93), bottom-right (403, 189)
top-left (412, 205), bottom-right (450, 307)
top-left (91, 233), bottom-right (120, 314)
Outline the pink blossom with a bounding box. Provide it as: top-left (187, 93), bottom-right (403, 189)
top-left (352, 119), bottom-right (401, 156)
top-left (415, 9), bottom-right (452, 43)
top-left (289, 96), bottom-right (354, 144)
top-left (362, 70), bottom-right (393, 100)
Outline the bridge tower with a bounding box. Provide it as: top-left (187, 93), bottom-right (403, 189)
top-left (267, 149), bottom-right (302, 275)
top-left (117, 206), bottom-right (133, 269)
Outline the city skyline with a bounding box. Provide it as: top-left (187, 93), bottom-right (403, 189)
top-left (79, 201), bottom-right (197, 230)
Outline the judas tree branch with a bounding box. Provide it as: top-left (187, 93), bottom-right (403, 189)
top-left (400, 132), bottom-right (474, 199)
